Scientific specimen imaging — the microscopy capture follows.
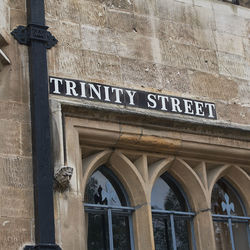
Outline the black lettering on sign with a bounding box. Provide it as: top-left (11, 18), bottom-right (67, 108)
top-left (49, 76), bottom-right (217, 120)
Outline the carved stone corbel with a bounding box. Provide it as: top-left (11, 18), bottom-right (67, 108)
top-left (54, 166), bottom-right (73, 192)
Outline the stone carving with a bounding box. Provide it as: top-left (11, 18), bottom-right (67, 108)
top-left (54, 166), bottom-right (73, 192)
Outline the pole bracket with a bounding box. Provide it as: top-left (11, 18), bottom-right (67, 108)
top-left (24, 243), bottom-right (62, 250)
top-left (11, 24), bottom-right (57, 49)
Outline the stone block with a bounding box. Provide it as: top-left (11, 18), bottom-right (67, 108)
top-left (217, 51), bottom-right (250, 80)
top-left (156, 0), bottom-right (190, 24)
top-left (1, 186), bottom-right (33, 218)
top-left (88, 0), bottom-right (134, 12)
top-left (82, 25), bottom-right (119, 55)
top-left (216, 102), bottom-right (250, 125)
top-left (133, 14), bottom-right (156, 37)
top-left (121, 57), bottom-right (160, 89)
top-left (21, 122), bottom-right (32, 156)
top-left (106, 9), bottom-right (134, 33)
top-left (117, 32), bottom-right (159, 62)
top-left (82, 50), bottom-right (122, 84)
top-left (242, 38), bottom-right (250, 63)
top-left (121, 58), bottom-right (190, 94)
top-left (157, 64), bottom-right (191, 94)
top-left (0, 218), bottom-right (32, 250)
top-left (157, 20), bottom-right (216, 50)
top-left (157, 20), bottom-right (196, 46)
top-left (215, 13), bottom-right (247, 37)
top-left (235, 80), bottom-right (250, 106)
top-left (216, 32), bottom-right (244, 56)
top-left (188, 71), bottom-right (238, 101)
top-left (193, 0), bottom-right (212, 8)
top-left (237, 6), bottom-right (250, 19)
top-left (0, 44), bottom-right (29, 103)
top-left (10, 9), bottom-right (26, 30)
top-left (0, 67), bottom-right (22, 102)
top-left (0, 156), bottom-right (33, 189)
top-left (45, 0), bottom-right (81, 23)
top-left (107, 10), bottom-right (156, 37)
top-left (8, 0), bottom-right (25, 10)
top-left (0, 120), bottom-right (20, 155)
top-left (191, 5), bottom-right (215, 30)
top-left (0, 0), bottom-right (10, 32)
top-left (134, 0), bottom-right (157, 15)
top-left (0, 102), bottom-right (30, 122)
top-left (211, 1), bottom-right (237, 17)
top-left (80, 1), bottom-right (107, 27)
top-left (193, 28), bottom-right (216, 50)
top-left (160, 40), bottom-right (218, 74)
top-left (156, 0), bottom-right (215, 30)
top-left (54, 46), bottom-right (85, 79)
top-left (47, 20), bottom-right (81, 49)
top-left (59, 194), bottom-right (84, 250)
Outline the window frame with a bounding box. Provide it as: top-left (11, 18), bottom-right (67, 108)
top-left (84, 166), bottom-right (135, 250)
top-left (212, 179), bottom-right (250, 250)
top-left (151, 173), bottom-right (197, 250)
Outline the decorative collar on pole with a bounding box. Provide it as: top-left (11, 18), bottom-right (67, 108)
top-left (11, 24), bottom-right (57, 49)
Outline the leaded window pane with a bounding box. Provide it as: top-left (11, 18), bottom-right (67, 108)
top-left (84, 166), bottom-right (134, 250)
top-left (151, 173), bottom-right (195, 250)
top-left (85, 168), bottom-right (125, 206)
top-left (87, 213), bottom-right (109, 250)
top-left (112, 215), bottom-right (131, 250)
top-left (212, 179), bottom-right (244, 216)
top-left (212, 179), bottom-right (250, 250)
top-left (174, 217), bottom-right (191, 250)
top-left (153, 216), bottom-right (172, 250)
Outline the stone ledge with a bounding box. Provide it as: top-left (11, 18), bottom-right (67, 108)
top-left (56, 98), bottom-right (250, 142)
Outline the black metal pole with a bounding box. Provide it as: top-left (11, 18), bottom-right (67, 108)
top-left (19, 0), bottom-right (60, 249)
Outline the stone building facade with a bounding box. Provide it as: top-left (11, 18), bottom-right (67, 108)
top-left (0, 0), bottom-right (250, 249)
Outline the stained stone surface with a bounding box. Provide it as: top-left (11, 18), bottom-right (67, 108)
top-left (0, 1), bottom-right (33, 249)
top-left (1, 0), bottom-right (250, 249)
top-left (46, 1), bottom-right (250, 127)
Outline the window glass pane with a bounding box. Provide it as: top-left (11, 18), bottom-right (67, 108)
top-left (213, 221), bottom-right (249, 250)
top-left (213, 221), bottom-right (232, 250)
top-left (85, 166), bottom-right (133, 250)
top-left (233, 222), bottom-right (249, 250)
top-left (212, 179), bottom-right (244, 216)
top-left (153, 216), bottom-right (172, 250)
top-left (85, 169), bottom-right (124, 206)
top-left (112, 214), bottom-right (131, 250)
top-left (87, 213), bottom-right (109, 250)
top-left (151, 176), bottom-right (186, 211)
top-left (174, 217), bottom-right (191, 250)
top-left (152, 174), bottom-right (193, 250)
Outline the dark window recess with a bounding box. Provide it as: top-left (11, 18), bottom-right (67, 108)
top-left (151, 173), bottom-right (196, 250)
top-left (84, 166), bottom-right (135, 250)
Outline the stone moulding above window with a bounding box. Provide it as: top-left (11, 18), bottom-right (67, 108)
top-left (58, 105), bottom-right (250, 166)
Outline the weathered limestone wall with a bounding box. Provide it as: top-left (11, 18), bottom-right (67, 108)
top-left (47, 0), bottom-right (250, 126)
top-left (46, 1), bottom-right (250, 250)
top-left (0, 0), bottom-right (34, 249)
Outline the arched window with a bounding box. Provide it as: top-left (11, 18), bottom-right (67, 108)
top-left (151, 173), bottom-right (196, 250)
top-left (84, 166), bottom-right (135, 250)
top-left (212, 178), bottom-right (250, 250)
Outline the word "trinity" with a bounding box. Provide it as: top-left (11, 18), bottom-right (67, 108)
top-left (50, 77), bottom-right (217, 119)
